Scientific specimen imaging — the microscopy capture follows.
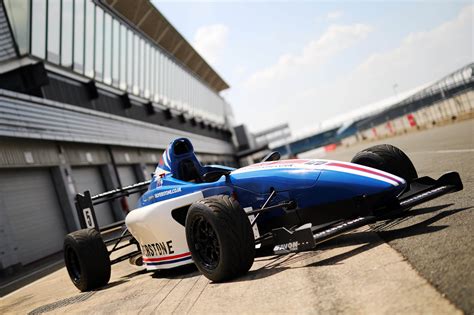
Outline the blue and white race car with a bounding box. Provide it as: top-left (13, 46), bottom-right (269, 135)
top-left (64, 138), bottom-right (463, 291)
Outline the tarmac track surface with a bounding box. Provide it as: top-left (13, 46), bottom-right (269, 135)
top-left (0, 120), bottom-right (472, 314)
top-left (320, 119), bottom-right (473, 314)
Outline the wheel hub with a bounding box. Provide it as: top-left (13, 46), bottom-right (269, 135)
top-left (192, 216), bottom-right (220, 270)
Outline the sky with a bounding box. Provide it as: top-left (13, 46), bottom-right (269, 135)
top-left (152, 1), bottom-right (473, 135)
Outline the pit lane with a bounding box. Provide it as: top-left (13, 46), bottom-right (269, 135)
top-left (1, 120), bottom-right (472, 314)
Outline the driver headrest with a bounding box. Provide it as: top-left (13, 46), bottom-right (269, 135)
top-left (172, 138), bottom-right (194, 156)
top-left (155, 138), bottom-right (202, 179)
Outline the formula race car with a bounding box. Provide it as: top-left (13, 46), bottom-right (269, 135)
top-left (64, 138), bottom-right (463, 291)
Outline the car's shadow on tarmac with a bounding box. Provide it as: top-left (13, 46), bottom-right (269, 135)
top-left (226, 204), bottom-right (472, 283)
top-left (151, 264), bottom-right (200, 279)
top-left (136, 204), bottom-right (471, 285)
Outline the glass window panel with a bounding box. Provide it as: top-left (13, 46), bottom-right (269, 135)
top-left (174, 64), bottom-right (178, 104)
top-left (144, 43), bottom-right (150, 98)
top-left (61, 0), bottom-right (73, 67)
top-left (171, 62), bottom-right (176, 104)
top-left (3, 0), bottom-right (30, 55)
top-left (47, 0), bottom-right (60, 63)
top-left (133, 35), bottom-right (139, 94)
top-left (73, 0), bottom-right (84, 73)
top-left (119, 24), bottom-right (127, 90)
top-left (31, 0), bottom-right (46, 58)
top-left (164, 55), bottom-right (169, 103)
top-left (163, 54), bottom-right (167, 102)
top-left (149, 44), bottom-right (153, 98)
top-left (154, 51), bottom-right (158, 99)
top-left (150, 47), bottom-right (155, 100)
top-left (148, 47), bottom-right (153, 98)
top-left (157, 51), bottom-right (162, 100)
top-left (112, 19), bottom-right (120, 86)
top-left (103, 13), bottom-right (112, 84)
top-left (162, 55), bottom-right (166, 102)
top-left (183, 70), bottom-right (187, 106)
top-left (139, 38), bottom-right (145, 95)
top-left (126, 30), bottom-right (133, 91)
top-left (178, 66), bottom-right (182, 105)
top-left (84, 0), bottom-right (95, 78)
top-left (169, 62), bottom-right (174, 104)
top-left (94, 6), bottom-right (104, 80)
top-left (171, 60), bottom-right (175, 104)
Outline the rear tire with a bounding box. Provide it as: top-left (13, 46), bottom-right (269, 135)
top-left (64, 228), bottom-right (111, 291)
top-left (185, 195), bottom-right (255, 282)
top-left (351, 144), bottom-right (418, 181)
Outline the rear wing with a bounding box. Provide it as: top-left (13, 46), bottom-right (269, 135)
top-left (75, 180), bottom-right (151, 234)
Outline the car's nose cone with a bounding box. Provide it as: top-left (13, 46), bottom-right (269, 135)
top-left (314, 161), bottom-right (407, 205)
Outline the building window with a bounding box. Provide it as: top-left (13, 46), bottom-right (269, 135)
top-left (132, 34), bottom-right (139, 95)
top-left (84, 0), bottom-right (95, 78)
top-left (112, 19), bottom-right (120, 87)
top-left (31, 0), bottom-right (46, 59)
top-left (144, 43), bottom-right (150, 98)
top-left (61, 0), bottom-right (73, 67)
top-left (119, 24), bottom-right (127, 90)
top-left (139, 38), bottom-right (145, 96)
top-left (94, 6), bottom-right (104, 80)
top-left (47, 0), bottom-right (61, 64)
top-left (3, 0), bottom-right (30, 55)
top-left (163, 55), bottom-right (169, 104)
top-left (73, 0), bottom-right (85, 73)
top-left (150, 47), bottom-right (155, 101)
top-left (153, 50), bottom-right (160, 102)
top-left (157, 50), bottom-right (162, 101)
top-left (103, 13), bottom-right (112, 85)
top-left (126, 29), bottom-right (133, 92)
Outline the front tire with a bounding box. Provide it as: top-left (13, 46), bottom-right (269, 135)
top-left (185, 195), bottom-right (255, 282)
top-left (64, 228), bottom-right (111, 291)
top-left (351, 144), bottom-right (418, 181)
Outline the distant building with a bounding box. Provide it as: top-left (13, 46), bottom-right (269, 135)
top-left (0, 0), bottom-right (236, 274)
top-left (234, 123), bottom-right (291, 165)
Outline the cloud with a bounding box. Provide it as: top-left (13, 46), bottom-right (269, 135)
top-left (232, 5), bottom-right (473, 134)
top-left (192, 24), bottom-right (229, 66)
top-left (301, 4), bottom-right (474, 129)
top-left (245, 23), bottom-right (372, 87)
top-left (327, 10), bottom-right (343, 20)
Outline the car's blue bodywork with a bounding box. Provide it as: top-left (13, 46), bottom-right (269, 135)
top-left (138, 138), bottom-right (406, 231)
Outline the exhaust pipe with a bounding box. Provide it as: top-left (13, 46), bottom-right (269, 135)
top-left (129, 254), bottom-right (143, 266)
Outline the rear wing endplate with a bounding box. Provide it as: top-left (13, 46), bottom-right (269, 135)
top-left (75, 180), bottom-right (151, 233)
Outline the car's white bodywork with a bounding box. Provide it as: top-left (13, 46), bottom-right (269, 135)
top-left (125, 191), bottom-right (204, 270)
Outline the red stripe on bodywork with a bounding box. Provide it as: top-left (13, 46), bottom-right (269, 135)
top-left (326, 162), bottom-right (402, 184)
top-left (143, 252), bottom-right (191, 262)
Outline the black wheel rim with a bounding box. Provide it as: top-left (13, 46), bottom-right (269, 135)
top-left (65, 246), bottom-right (82, 283)
top-left (191, 216), bottom-right (220, 270)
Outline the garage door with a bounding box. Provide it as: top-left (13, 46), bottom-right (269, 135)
top-left (72, 167), bottom-right (115, 227)
top-left (117, 166), bottom-right (140, 210)
top-left (0, 168), bottom-right (67, 265)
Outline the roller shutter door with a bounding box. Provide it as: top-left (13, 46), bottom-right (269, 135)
top-left (0, 168), bottom-right (67, 265)
top-left (117, 166), bottom-right (140, 210)
top-left (72, 167), bottom-right (115, 227)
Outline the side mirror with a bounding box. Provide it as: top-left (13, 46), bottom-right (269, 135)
top-left (202, 170), bottom-right (231, 183)
top-left (261, 151), bottom-right (280, 162)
